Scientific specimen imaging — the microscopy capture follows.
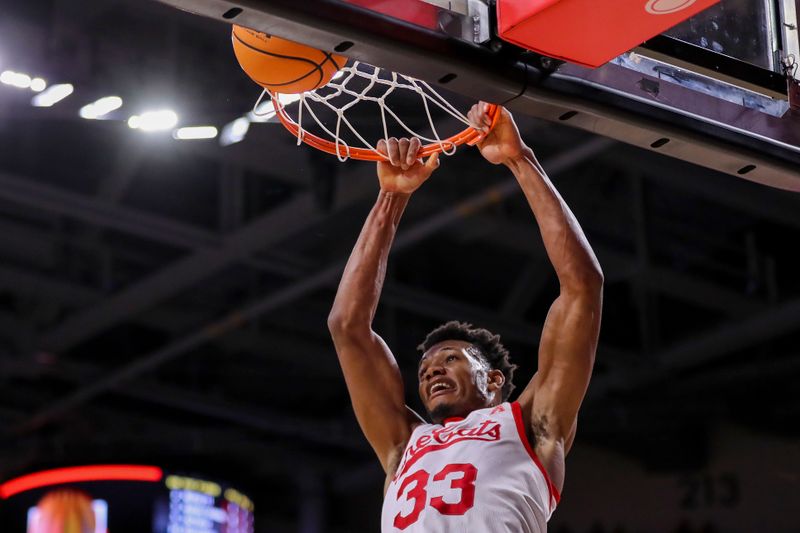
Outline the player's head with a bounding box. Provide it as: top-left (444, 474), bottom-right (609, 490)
top-left (417, 321), bottom-right (517, 424)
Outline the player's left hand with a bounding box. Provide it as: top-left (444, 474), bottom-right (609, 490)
top-left (468, 102), bottom-right (530, 166)
top-left (377, 137), bottom-right (440, 195)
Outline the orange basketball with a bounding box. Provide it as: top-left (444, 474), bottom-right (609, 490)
top-left (231, 25), bottom-right (347, 94)
top-left (32, 489), bottom-right (96, 533)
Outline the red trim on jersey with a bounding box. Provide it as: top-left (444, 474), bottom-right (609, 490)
top-left (443, 417), bottom-right (464, 425)
top-left (510, 401), bottom-right (561, 507)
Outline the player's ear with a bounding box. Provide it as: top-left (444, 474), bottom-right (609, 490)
top-left (487, 369), bottom-right (504, 393)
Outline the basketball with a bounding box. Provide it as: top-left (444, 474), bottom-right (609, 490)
top-left (231, 25), bottom-right (347, 94)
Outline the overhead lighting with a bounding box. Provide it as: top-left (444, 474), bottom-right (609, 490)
top-left (127, 109), bottom-right (178, 132)
top-left (247, 101), bottom-right (275, 122)
top-left (278, 93), bottom-right (303, 105)
top-left (173, 126), bottom-right (218, 140)
top-left (79, 96), bottom-right (123, 119)
top-left (30, 78), bottom-right (46, 92)
top-left (1, 70), bottom-right (32, 89)
top-left (219, 117), bottom-right (250, 146)
top-left (248, 92), bottom-right (302, 123)
top-left (31, 84), bottom-right (74, 107)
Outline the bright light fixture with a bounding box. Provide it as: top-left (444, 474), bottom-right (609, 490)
top-left (79, 96), bottom-right (123, 119)
top-left (247, 101), bottom-right (275, 123)
top-left (30, 78), bottom-right (46, 92)
top-left (172, 126), bottom-right (218, 140)
top-left (0, 70), bottom-right (32, 89)
top-left (278, 93), bottom-right (303, 105)
top-left (127, 109), bottom-right (178, 132)
top-left (219, 117), bottom-right (250, 146)
top-left (247, 93), bottom-right (301, 123)
top-left (31, 84), bottom-right (74, 107)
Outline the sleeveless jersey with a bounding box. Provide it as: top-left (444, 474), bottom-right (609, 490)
top-left (381, 402), bottom-right (560, 532)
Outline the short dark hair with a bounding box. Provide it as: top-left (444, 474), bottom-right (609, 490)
top-left (417, 321), bottom-right (517, 401)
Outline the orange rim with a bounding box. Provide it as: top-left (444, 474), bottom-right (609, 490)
top-left (270, 91), bottom-right (500, 161)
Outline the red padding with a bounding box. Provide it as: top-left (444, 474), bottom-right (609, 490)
top-left (343, 0), bottom-right (439, 30)
top-left (497, 0), bottom-right (721, 68)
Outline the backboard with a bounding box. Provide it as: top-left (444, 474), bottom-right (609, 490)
top-left (155, 0), bottom-right (800, 190)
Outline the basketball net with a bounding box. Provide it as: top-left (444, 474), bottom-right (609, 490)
top-left (254, 61), bottom-right (498, 162)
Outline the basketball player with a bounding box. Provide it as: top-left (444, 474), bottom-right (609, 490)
top-left (327, 103), bottom-right (603, 531)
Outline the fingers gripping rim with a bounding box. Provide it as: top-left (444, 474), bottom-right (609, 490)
top-left (466, 104), bottom-right (503, 147)
top-left (270, 90), bottom-right (499, 162)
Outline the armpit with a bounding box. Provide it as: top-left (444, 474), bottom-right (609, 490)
top-left (383, 442), bottom-right (408, 495)
top-left (531, 415), bottom-right (551, 447)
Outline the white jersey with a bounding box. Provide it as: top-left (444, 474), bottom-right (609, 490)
top-left (381, 402), bottom-right (560, 532)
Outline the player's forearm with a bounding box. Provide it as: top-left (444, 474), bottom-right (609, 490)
top-left (328, 190), bottom-right (409, 333)
top-left (507, 149), bottom-right (603, 289)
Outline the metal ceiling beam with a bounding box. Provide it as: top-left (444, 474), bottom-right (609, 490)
top-left (666, 353), bottom-right (800, 395)
top-left (589, 296), bottom-right (800, 399)
top-left (0, 178), bottom-right (633, 361)
top-left (17, 138), bottom-right (611, 433)
top-left (382, 281), bottom-right (632, 366)
top-left (0, 265), bottom-right (100, 306)
top-left (605, 146), bottom-right (800, 231)
top-left (461, 214), bottom-right (761, 316)
top-left (2, 357), bottom-right (361, 450)
top-left (0, 259), bottom-right (339, 373)
top-left (0, 403), bottom-right (360, 486)
top-left (0, 170), bottom-right (222, 250)
top-left (0, 173), bottom-right (297, 288)
top-left (500, 258), bottom-right (553, 317)
top-left (96, 143), bottom-right (145, 202)
top-left (35, 167), bottom-right (377, 353)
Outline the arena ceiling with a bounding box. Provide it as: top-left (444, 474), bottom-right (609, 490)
top-left (1, 0), bottom-right (799, 530)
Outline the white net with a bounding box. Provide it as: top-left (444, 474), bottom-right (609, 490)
top-left (253, 61), bottom-right (476, 162)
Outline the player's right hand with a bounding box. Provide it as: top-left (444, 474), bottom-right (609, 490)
top-left (377, 137), bottom-right (440, 195)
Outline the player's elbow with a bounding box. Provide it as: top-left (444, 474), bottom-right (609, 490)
top-left (327, 309), bottom-right (370, 338)
top-left (586, 266), bottom-right (604, 291)
top-left (327, 309), bottom-right (349, 335)
top-left (562, 265), bottom-right (604, 295)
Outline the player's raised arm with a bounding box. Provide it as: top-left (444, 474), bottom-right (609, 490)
top-left (469, 103), bottom-right (603, 489)
top-left (328, 137), bottom-right (440, 472)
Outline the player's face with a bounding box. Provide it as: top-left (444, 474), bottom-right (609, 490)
top-left (418, 340), bottom-right (498, 423)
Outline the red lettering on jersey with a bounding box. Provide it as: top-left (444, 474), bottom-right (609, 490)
top-left (490, 405), bottom-right (505, 414)
top-left (395, 419), bottom-right (501, 480)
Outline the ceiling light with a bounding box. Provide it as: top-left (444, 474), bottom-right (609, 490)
top-left (247, 101), bottom-right (275, 123)
top-left (0, 70), bottom-right (32, 89)
top-left (173, 126), bottom-right (218, 140)
top-left (128, 109), bottom-right (178, 132)
top-left (247, 93), bottom-right (300, 123)
top-left (79, 96), bottom-right (123, 119)
top-left (31, 84), bottom-right (74, 107)
top-left (219, 117), bottom-right (250, 146)
top-left (29, 78), bottom-right (46, 92)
